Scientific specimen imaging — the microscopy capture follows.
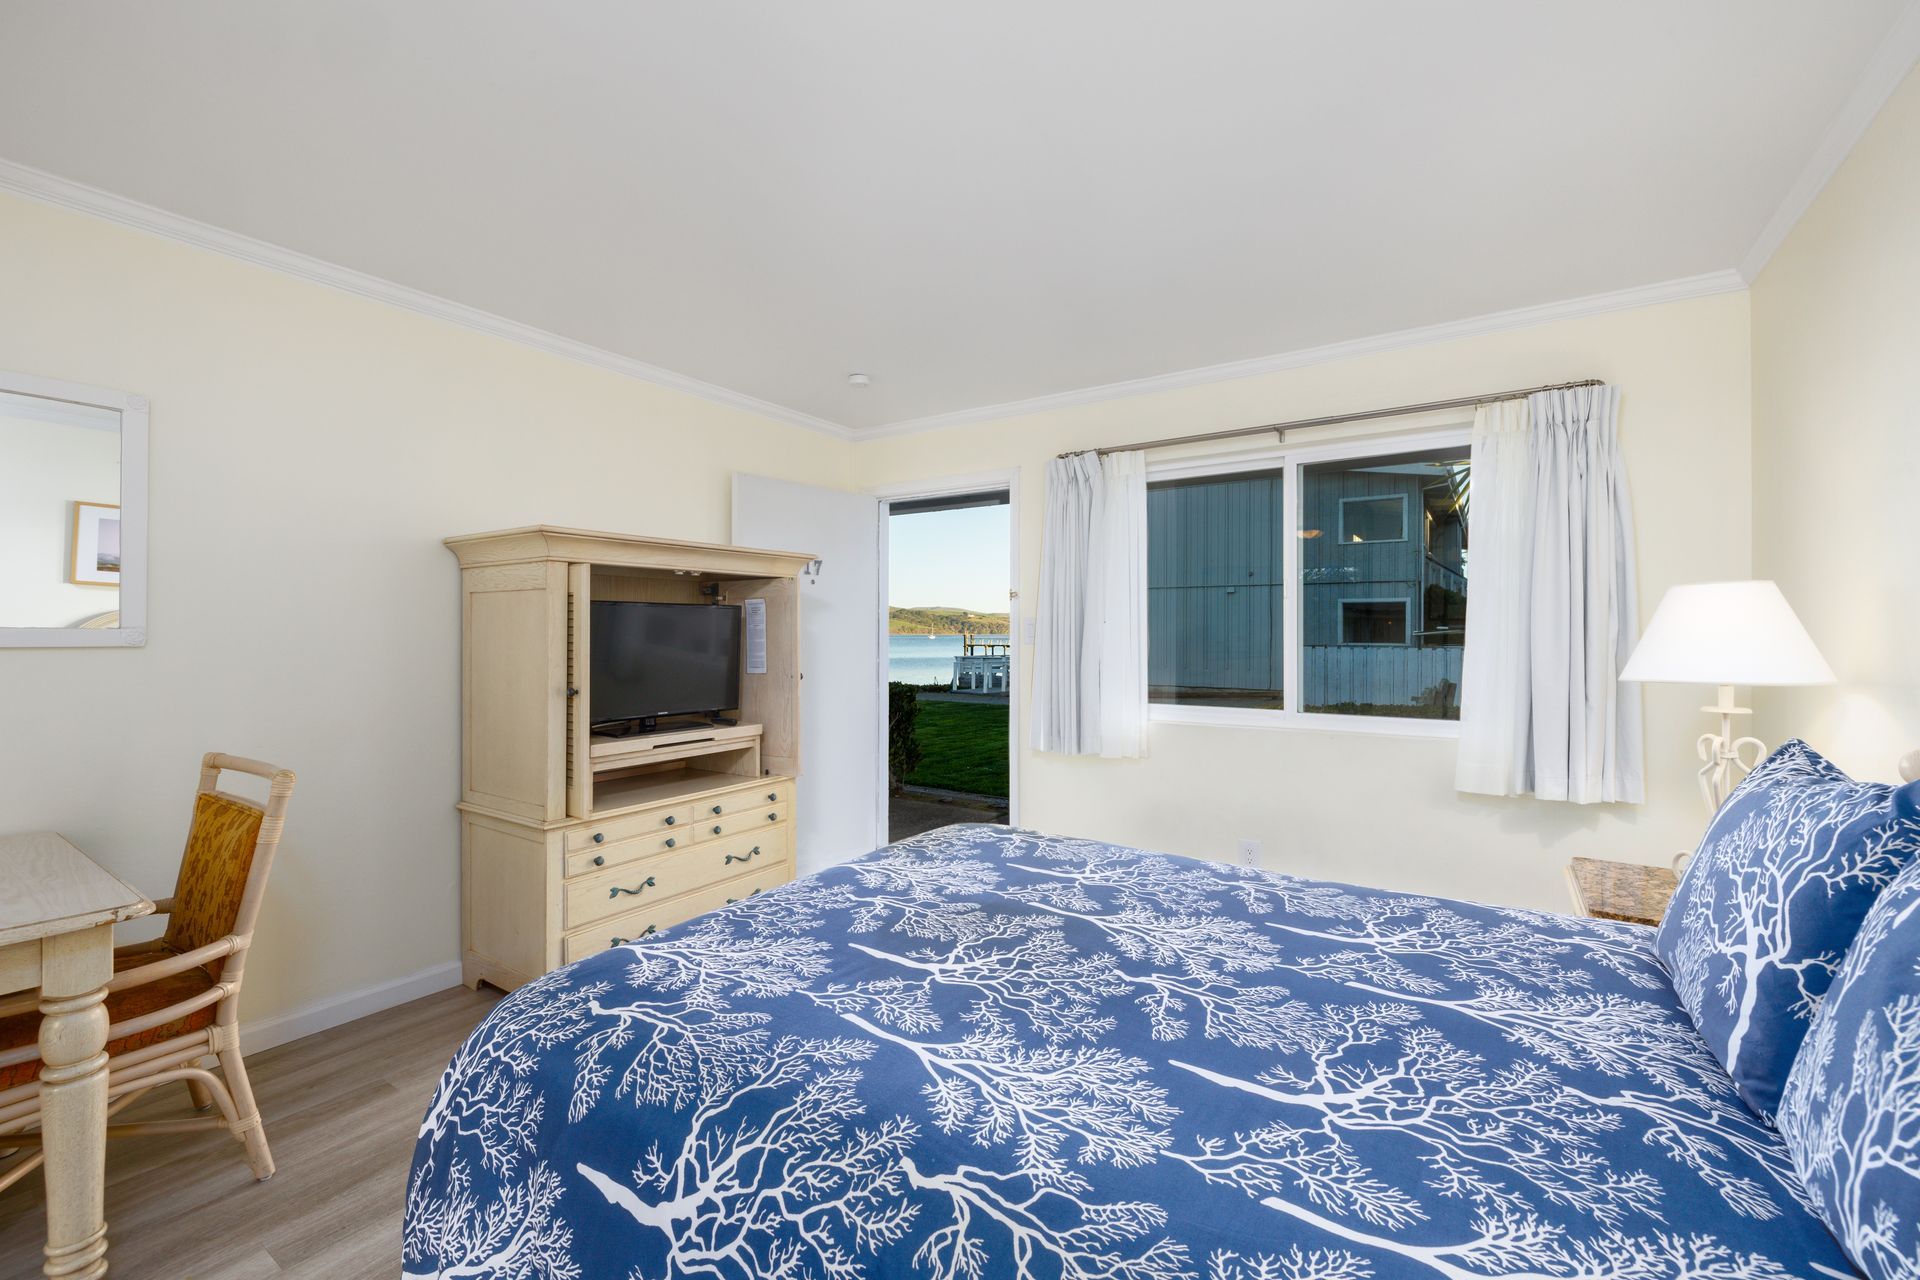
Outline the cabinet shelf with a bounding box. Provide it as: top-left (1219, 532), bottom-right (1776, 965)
top-left (588, 721), bottom-right (762, 774)
top-left (589, 766), bottom-right (770, 818)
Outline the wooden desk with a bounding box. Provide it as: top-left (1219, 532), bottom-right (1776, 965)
top-left (1, 832), bottom-right (153, 1280)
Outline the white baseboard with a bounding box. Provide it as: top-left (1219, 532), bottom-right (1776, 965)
top-left (244, 959), bottom-right (465, 1054)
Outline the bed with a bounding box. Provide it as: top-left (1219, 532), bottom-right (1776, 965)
top-left (403, 824), bottom-right (1854, 1280)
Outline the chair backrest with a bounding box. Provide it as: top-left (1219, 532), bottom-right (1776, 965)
top-left (162, 753), bottom-right (295, 983)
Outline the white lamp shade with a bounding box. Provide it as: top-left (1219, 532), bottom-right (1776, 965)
top-left (1621, 580), bottom-right (1835, 687)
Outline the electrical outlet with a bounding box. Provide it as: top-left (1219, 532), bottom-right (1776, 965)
top-left (1237, 838), bottom-right (1261, 867)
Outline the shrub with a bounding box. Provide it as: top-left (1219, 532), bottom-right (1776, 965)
top-left (887, 682), bottom-right (923, 789)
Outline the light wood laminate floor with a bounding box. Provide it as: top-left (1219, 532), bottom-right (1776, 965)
top-left (0, 985), bottom-right (499, 1280)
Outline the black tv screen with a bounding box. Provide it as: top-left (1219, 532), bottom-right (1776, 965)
top-left (590, 601), bottom-right (742, 724)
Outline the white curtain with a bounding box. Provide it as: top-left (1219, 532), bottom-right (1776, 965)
top-left (1032, 450), bottom-right (1149, 758)
top-left (1033, 452), bottom-right (1100, 755)
top-left (1092, 452), bottom-right (1148, 757)
top-left (1456, 385), bottom-right (1644, 803)
top-left (1454, 398), bottom-right (1535, 795)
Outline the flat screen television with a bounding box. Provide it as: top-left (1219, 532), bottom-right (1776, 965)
top-left (590, 601), bottom-right (742, 728)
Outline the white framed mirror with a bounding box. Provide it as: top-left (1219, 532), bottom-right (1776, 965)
top-left (0, 369), bottom-right (148, 647)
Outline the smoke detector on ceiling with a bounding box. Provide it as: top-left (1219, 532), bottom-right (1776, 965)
top-left (847, 373), bottom-right (871, 387)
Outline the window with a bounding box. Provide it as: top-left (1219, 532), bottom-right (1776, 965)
top-left (1338, 494), bottom-right (1406, 543)
top-left (1147, 438), bottom-right (1469, 726)
top-left (1339, 599), bottom-right (1411, 645)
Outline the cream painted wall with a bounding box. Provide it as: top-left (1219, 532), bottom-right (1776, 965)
top-left (0, 191), bottom-right (852, 1029)
top-left (855, 292), bottom-right (1754, 910)
top-left (1751, 64), bottom-right (1920, 781)
top-left (0, 138), bottom-right (1837, 1030)
top-left (0, 410), bottom-right (121, 626)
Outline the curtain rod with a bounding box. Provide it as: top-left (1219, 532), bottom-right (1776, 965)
top-left (1064, 378), bottom-right (1604, 458)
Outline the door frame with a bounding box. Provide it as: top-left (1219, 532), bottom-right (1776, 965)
top-left (869, 468), bottom-right (1023, 841)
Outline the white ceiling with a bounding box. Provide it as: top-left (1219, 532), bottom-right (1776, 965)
top-left (0, 2), bottom-right (1912, 434)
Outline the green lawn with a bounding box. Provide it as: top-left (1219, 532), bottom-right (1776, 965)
top-left (906, 699), bottom-right (1009, 798)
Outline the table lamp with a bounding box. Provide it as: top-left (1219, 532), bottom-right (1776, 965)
top-left (1621, 580), bottom-right (1835, 813)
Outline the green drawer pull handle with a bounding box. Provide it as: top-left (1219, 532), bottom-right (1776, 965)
top-left (609, 875), bottom-right (657, 899)
top-left (665, 837), bottom-right (676, 848)
top-left (726, 889), bottom-right (763, 905)
top-left (712, 804), bottom-right (723, 814)
top-left (610, 924), bottom-right (658, 945)
top-left (664, 815), bottom-right (675, 826)
top-left (767, 792), bottom-right (777, 802)
top-left (592, 854), bottom-right (605, 867)
top-left (724, 846), bottom-right (762, 866)
top-left (712, 824), bottom-right (723, 835)
top-left (767, 812), bottom-right (778, 822)
top-left (592, 832), bottom-right (605, 844)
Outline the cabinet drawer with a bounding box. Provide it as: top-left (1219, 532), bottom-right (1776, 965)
top-left (563, 861), bottom-right (796, 965)
top-left (565, 803), bottom-right (695, 854)
top-left (565, 825), bottom-right (695, 878)
top-left (689, 806), bottom-right (786, 843)
top-left (563, 806), bottom-right (785, 878)
top-left (696, 780), bottom-right (789, 819)
top-left (565, 826), bottom-right (792, 929)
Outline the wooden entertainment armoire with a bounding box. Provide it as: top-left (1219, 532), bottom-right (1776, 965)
top-left (445, 525), bottom-right (812, 991)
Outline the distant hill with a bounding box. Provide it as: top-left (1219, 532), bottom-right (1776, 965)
top-left (889, 606), bottom-right (1009, 635)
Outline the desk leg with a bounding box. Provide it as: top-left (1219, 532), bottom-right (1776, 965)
top-left (37, 926), bottom-right (112, 1280)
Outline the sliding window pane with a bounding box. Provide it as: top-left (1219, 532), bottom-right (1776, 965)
top-left (1300, 445), bottom-right (1469, 719)
top-left (1147, 468), bottom-right (1284, 709)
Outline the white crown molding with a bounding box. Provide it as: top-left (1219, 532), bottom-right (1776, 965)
top-left (858, 269), bottom-right (1747, 440)
top-left (1739, 0), bottom-right (1920, 283)
top-left (0, 157), bottom-right (855, 441)
top-left (2, 155), bottom-right (1755, 448)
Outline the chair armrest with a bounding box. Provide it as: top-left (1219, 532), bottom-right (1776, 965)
top-left (0, 935), bottom-right (242, 1040)
top-left (108, 936), bottom-right (241, 992)
top-left (111, 900), bottom-right (174, 957)
top-left (0, 934), bottom-right (241, 1019)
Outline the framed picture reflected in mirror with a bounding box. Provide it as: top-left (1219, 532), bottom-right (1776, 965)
top-left (69, 500), bottom-right (122, 587)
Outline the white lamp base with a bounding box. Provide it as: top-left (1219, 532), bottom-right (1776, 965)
top-left (1696, 684), bottom-right (1766, 813)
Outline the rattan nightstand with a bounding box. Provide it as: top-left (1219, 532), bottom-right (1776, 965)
top-left (1564, 856), bottom-right (1680, 927)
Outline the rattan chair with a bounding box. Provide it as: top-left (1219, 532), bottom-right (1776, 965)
top-left (0, 753), bottom-right (296, 1187)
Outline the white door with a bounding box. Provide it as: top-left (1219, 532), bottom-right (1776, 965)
top-left (732, 474), bottom-right (884, 873)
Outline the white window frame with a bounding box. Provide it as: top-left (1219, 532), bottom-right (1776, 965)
top-left (1337, 493), bottom-right (1408, 544)
top-left (1145, 425), bottom-right (1469, 739)
top-left (1338, 596), bottom-right (1414, 646)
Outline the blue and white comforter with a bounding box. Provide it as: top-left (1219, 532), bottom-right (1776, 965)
top-left (404, 825), bottom-right (1853, 1280)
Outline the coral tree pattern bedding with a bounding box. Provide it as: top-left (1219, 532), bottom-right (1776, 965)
top-left (1655, 740), bottom-right (1920, 1124)
top-left (405, 826), bottom-right (1854, 1280)
top-left (1779, 853), bottom-right (1920, 1280)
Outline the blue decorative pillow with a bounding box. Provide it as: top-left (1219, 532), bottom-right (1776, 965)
top-left (1655, 739), bottom-right (1920, 1122)
top-left (1777, 853), bottom-right (1920, 1280)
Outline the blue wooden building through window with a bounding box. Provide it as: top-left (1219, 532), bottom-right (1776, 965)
top-left (1148, 445), bottom-right (1468, 718)
top-left (1148, 467), bottom-right (1288, 708)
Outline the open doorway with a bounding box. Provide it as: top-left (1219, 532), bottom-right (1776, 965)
top-left (882, 485), bottom-right (1014, 841)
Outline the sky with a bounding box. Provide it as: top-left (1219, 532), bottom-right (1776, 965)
top-left (888, 503), bottom-right (1010, 613)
